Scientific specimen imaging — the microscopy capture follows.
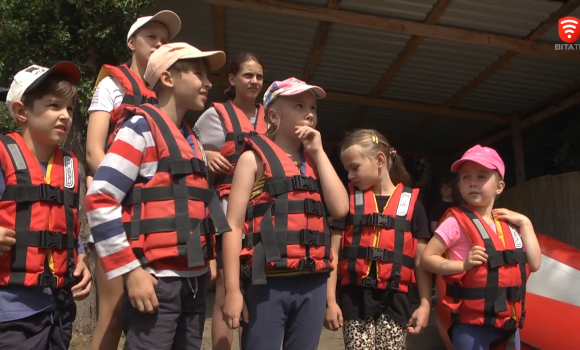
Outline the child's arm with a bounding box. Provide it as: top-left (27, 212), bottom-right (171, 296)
top-left (492, 208), bottom-right (541, 272)
top-left (296, 126), bottom-right (348, 220)
top-left (421, 235), bottom-right (466, 275)
top-left (221, 150), bottom-right (259, 329)
top-left (194, 108), bottom-right (232, 175)
top-left (86, 111), bottom-right (111, 174)
top-left (324, 228), bottom-right (344, 331)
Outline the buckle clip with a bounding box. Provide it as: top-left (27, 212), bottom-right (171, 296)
top-left (365, 213), bottom-right (392, 228)
top-left (507, 286), bottom-right (522, 301)
top-left (361, 277), bottom-right (377, 288)
top-left (39, 184), bottom-right (62, 203)
top-left (236, 131), bottom-right (257, 143)
top-left (504, 318), bottom-right (517, 330)
top-left (368, 247), bottom-right (385, 261)
top-left (298, 258), bottom-right (316, 271)
top-left (292, 176), bottom-right (313, 190)
top-left (300, 229), bottom-right (322, 245)
top-left (304, 198), bottom-right (322, 215)
top-left (503, 250), bottom-right (517, 264)
top-left (37, 273), bottom-right (58, 288)
top-left (39, 230), bottom-right (63, 249)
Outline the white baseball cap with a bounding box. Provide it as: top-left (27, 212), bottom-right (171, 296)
top-left (127, 10), bottom-right (181, 43)
top-left (1, 62), bottom-right (81, 117)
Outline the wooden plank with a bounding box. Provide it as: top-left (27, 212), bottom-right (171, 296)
top-left (343, 0), bottom-right (452, 130)
top-left (202, 0), bottom-right (580, 61)
top-left (512, 116), bottom-right (526, 185)
top-left (302, 0), bottom-right (341, 82)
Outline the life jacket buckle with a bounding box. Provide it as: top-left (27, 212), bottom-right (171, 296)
top-left (507, 286), bottom-right (522, 301)
top-left (39, 230), bottom-right (64, 249)
top-left (304, 198), bottom-right (322, 215)
top-left (361, 277), bottom-right (378, 288)
top-left (37, 273), bottom-right (58, 288)
top-left (237, 131), bottom-right (258, 143)
top-left (502, 250), bottom-right (517, 265)
top-left (365, 213), bottom-right (393, 228)
top-left (504, 318), bottom-right (517, 330)
top-left (300, 229), bottom-right (323, 245)
top-left (298, 258), bottom-right (316, 272)
top-left (39, 184), bottom-right (62, 203)
top-left (292, 175), bottom-right (313, 190)
top-left (368, 247), bottom-right (385, 261)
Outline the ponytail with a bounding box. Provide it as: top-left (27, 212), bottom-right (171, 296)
top-left (224, 85), bottom-right (236, 100)
top-left (341, 128), bottom-right (412, 187)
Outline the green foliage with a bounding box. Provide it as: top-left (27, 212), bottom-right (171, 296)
top-left (0, 0), bottom-right (154, 135)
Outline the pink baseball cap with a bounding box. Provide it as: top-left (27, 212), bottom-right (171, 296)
top-left (450, 144), bottom-right (505, 178)
top-left (263, 77), bottom-right (326, 107)
top-left (143, 42), bottom-right (226, 88)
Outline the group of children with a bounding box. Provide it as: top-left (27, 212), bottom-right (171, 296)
top-left (0, 9), bottom-right (541, 350)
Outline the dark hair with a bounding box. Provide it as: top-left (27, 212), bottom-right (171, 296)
top-left (340, 129), bottom-right (412, 187)
top-left (152, 58), bottom-right (210, 96)
top-left (223, 52), bottom-right (264, 101)
top-left (21, 73), bottom-right (78, 111)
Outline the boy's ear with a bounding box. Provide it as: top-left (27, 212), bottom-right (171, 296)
top-left (10, 100), bottom-right (27, 125)
top-left (159, 71), bottom-right (174, 89)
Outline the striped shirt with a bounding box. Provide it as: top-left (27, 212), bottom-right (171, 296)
top-left (85, 114), bottom-right (207, 280)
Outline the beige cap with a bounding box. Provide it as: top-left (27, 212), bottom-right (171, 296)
top-left (143, 42), bottom-right (226, 88)
top-left (127, 10), bottom-right (181, 42)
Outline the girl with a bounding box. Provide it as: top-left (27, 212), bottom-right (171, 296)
top-left (421, 145), bottom-right (541, 350)
top-left (195, 52), bottom-right (268, 350)
top-left (325, 129), bottom-right (432, 350)
top-left (221, 77), bottom-right (349, 350)
top-left (85, 11), bottom-right (181, 350)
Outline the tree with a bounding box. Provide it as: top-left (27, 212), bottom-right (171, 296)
top-left (0, 0), bottom-right (153, 334)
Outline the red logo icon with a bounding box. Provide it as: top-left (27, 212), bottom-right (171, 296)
top-left (559, 17), bottom-right (580, 43)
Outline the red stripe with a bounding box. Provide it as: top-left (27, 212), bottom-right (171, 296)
top-left (536, 232), bottom-right (580, 271)
top-left (85, 192), bottom-right (120, 211)
top-left (110, 139), bottom-right (144, 166)
top-left (99, 246), bottom-right (137, 274)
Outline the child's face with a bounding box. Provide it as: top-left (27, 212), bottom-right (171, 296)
top-left (231, 60), bottom-right (263, 100)
top-left (270, 91), bottom-right (317, 139)
top-left (340, 145), bottom-right (381, 191)
top-left (18, 94), bottom-right (75, 146)
top-left (440, 183), bottom-right (453, 198)
top-left (130, 21), bottom-right (169, 64)
top-left (172, 61), bottom-right (212, 111)
top-left (458, 161), bottom-right (504, 208)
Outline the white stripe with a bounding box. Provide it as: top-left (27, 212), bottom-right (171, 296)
top-left (86, 205), bottom-right (122, 229)
top-left (87, 178), bottom-right (126, 203)
top-left (100, 153), bottom-right (140, 182)
top-left (105, 260), bottom-right (142, 280)
top-left (141, 160), bottom-right (159, 178)
top-left (527, 254), bottom-right (580, 307)
top-left (94, 234), bottom-right (131, 258)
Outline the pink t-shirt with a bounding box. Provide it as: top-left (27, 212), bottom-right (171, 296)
top-left (435, 216), bottom-right (497, 262)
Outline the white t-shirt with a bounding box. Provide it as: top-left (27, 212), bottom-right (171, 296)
top-left (88, 76), bottom-right (125, 113)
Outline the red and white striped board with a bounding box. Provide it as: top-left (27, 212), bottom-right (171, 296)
top-left (434, 233), bottom-right (580, 350)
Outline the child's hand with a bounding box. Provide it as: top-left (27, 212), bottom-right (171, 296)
top-left (222, 290), bottom-right (245, 329)
top-left (72, 254), bottom-right (92, 300)
top-left (206, 150), bottom-right (232, 175)
top-left (324, 302), bottom-right (343, 331)
top-left (464, 246), bottom-right (488, 271)
top-left (295, 126), bottom-right (322, 155)
top-left (0, 227), bottom-right (16, 256)
top-left (209, 259), bottom-right (219, 283)
top-left (124, 267), bottom-right (159, 314)
top-left (408, 304), bottom-right (430, 334)
top-left (492, 208), bottom-right (531, 227)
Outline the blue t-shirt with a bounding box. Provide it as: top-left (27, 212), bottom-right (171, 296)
top-left (0, 160), bottom-right (85, 323)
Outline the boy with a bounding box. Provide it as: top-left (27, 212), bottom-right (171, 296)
top-left (86, 42), bottom-right (229, 350)
top-left (0, 62), bottom-right (91, 349)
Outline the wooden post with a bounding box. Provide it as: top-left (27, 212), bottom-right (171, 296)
top-left (512, 116), bottom-right (526, 185)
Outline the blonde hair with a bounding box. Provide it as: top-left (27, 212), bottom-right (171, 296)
top-left (340, 129), bottom-right (411, 187)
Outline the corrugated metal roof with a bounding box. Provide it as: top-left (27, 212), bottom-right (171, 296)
top-left (150, 0), bottom-right (580, 157)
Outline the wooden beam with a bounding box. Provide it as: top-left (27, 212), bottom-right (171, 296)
top-left (401, 1), bottom-right (580, 147)
top-left (302, 0), bottom-right (341, 82)
top-left (210, 74), bottom-right (510, 123)
top-left (343, 0), bottom-right (452, 130)
top-left (212, 5), bottom-right (228, 96)
top-left (443, 0), bottom-right (580, 108)
top-left (512, 116), bottom-right (526, 185)
top-left (202, 0), bottom-right (580, 61)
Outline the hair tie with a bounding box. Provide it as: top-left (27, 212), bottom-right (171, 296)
top-left (371, 132), bottom-right (379, 145)
top-left (389, 148), bottom-right (397, 158)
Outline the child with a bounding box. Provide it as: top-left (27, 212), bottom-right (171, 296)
top-left (428, 179), bottom-right (460, 235)
top-left (0, 63), bottom-right (91, 349)
top-left (86, 42), bottom-right (229, 350)
top-left (220, 77), bottom-right (349, 350)
top-left (85, 10), bottom-right (180, 349)
top-left (194, 52), bottom-right (268, 350)
top-left (421, 145), bottom-right (541, 350)
top-left (324, 129), bottom-right (432, 350)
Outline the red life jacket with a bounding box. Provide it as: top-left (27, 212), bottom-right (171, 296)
top-left (120, 104), bottom-right (230, 271)
top-left (339, 184), bottom-right (418, 293)
top-left (241, 134), bottom-right (332, 285)
top-left (211, 101), bottom-right (267, 198)
top-left (100, 64), bottom-right (157, 151)
top-left (0, 133), bottom-right (80, 289)
top-left (441, 206), bottom-right (530, 331)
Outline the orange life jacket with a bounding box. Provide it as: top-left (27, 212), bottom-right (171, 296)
top-left (442, 205), bottom-right (530, 331)
top-left (339, 184), bottom-right (418, 292)
top-left (0, 133), bottom-right (80, 289)
top-left (241, 134), bottom-right (332, 285)
top-left (120, 104), bottom-right (230, 271)
top-left (211, 101), bottom-right (267, 198)
top-left (98, 64), bottom-right (157, 151)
